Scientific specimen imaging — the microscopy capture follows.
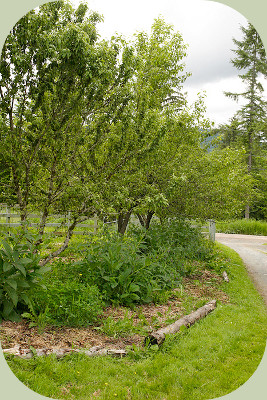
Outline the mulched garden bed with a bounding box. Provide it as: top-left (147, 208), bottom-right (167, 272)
top-left (0, 270), bottom-right (229, 352)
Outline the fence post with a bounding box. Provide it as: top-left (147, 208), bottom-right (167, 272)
top-left (67, 211), bottom-right (71, 230)
top-left (208, 220), bottom-right (216, 242)
top-left (93, 213), bottom-right (98, 234)
top-left (6, 205), bottom-right (11, 235)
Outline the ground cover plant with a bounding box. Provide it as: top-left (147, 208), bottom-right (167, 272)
top-left (216, 219), bottom-right (267, 236)
top-left (1, 223), bottom-right (267, 400)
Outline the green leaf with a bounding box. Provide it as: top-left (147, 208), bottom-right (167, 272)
top-left (5, 286), bottom-right (19, 306)
top-left (21, 312), bottom-right (33, 319)
top-left (1, 241), bottom-right (13, 259)
top-left (3, 261), bottom-right (13, 273)
top-left (16, 280), bottom-right (30, 289)
top-left (37, 265), bottom-right (51, 275)
top-left (129, 283), bottom-right (140, 292)
top-left (130, 293), bottom-right (140, 301)
top-left (14, 262), bottom-right (26, 277)
top-left (6, 279), bottom-right (18, 290)
top-left (12, 250), bottom-right (20, 262)
top-left (8, 310), bottom-right (22, 322)
top-left (2, 300), bottom-right (14, 318)
top-left (20, 293), bottom-right (31, 305)
top-left (20, 258), bottom-right (33, 265)
top-left (118, 268), bottom-right (131, 284)
top-left (30, 346), bottom-right (37, 357)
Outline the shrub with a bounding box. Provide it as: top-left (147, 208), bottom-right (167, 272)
top-left (130, 219), bottom-right (213, 263)
top-left (74, 232), bottom-right (180, 306)
top-left (0, 232), bottom-right (50, 322)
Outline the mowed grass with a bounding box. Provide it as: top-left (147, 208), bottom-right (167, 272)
top-left (216, 219), bottom-right (267, 236)
top-left (3, 243), bottom-right (267, 400)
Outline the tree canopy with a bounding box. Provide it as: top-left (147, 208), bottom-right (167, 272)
top-left (0, 1), bottom-right (255, 262)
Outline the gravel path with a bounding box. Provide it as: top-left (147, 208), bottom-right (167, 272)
top-left (216, 233), bottom-right (267, 306)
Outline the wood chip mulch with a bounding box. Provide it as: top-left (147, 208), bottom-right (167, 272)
top-left (0, 269), bottom-right (230, 352)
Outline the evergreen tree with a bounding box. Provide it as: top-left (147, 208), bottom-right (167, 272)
top-left (224, 22), bottom-right (267, 218)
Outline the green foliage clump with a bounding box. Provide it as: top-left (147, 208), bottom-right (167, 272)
top-left (73, 231), bottom-right (176, 306)
top-left (30, 281), bottom-right (103, 327)
top-left (132, 219), bottom-right (213, 262)
top-left (0, 232), bottom-right (50, 323)
top-left (216, 219), bottom-right (267, 236)
top-left (70, 220), bottom-right (213, 307)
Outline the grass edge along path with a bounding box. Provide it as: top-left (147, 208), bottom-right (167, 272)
top-left (216, 219), bottom-right (267, 236)
top-left (3, 243), bottom-right (267, 400)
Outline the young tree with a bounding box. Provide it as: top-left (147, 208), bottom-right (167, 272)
top-left (101, 18), bottom-right (190, 233)
top-left (0, 1), bottom-right (137, 262)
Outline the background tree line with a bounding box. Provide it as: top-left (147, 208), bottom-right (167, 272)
top-left (214, 22), bottom-right (267, 220)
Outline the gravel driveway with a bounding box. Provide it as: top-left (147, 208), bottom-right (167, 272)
top-left (216, 233), bottom-right (267, 306)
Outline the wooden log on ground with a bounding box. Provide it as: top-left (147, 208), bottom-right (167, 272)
top-left (145, 299), bottom-right (217, 346)
top-left (2, 344), bottom-right (127, 359)
top-left (222, 271), bottom-right (229, 282)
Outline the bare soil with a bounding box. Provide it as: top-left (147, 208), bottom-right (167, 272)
top-left (0, 270), bottom-right (229, 351)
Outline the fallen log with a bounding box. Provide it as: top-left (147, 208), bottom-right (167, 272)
top-left (2, 344), bottom-right (127, 359)
top-left (2, 301), bottom-right (218, 357)
top-left (145, 299), bottom-right (217, 346)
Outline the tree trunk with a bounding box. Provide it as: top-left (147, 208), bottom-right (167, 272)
top-left (145, 211), bottom-right (154, 229)
top-left (145, 300), bottom-right (217, 346)
top-left (117, 211), bottom-right (132, 235)
top-left (137, 211), bottom-right (154, 230)
top-left (39, 216), bottom-right (83, 266)
top-left (137, 213), bottom-right (145, 227)
top-left (245, 129), bottom-right (253, 219)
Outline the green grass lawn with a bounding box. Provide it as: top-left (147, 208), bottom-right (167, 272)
top-left (3, 242), bottom-right (267, 400)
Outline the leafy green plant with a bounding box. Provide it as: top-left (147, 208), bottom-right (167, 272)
top-left (30, 281), bottom-right (104, 327)
top-left (0, 232), bottom-right (50, 322)
top-left (131, 219), bottom-right (213, 264)
top-left (74, 232), bottom-right (178, 306)
top-left (21, 305), bottom-right (50, 333)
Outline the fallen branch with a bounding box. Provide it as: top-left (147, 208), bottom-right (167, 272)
top-left (222, 271), bottom-right (229, 282)
top-left (2, 345), bottom-right (126, 359)
top-left (145, 299), bottom-right (217, 346)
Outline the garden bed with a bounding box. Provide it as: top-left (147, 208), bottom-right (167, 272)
top-left (0, 269), bottom-right (229, 352)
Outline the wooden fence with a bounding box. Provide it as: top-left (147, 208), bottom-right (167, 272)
top-left (0, 204), bottom-right (216, 241)
top-left (0, 205), bottom-right (98, 235)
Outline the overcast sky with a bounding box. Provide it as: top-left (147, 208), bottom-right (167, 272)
top-left (70, 0), bottom-right (267, 127)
